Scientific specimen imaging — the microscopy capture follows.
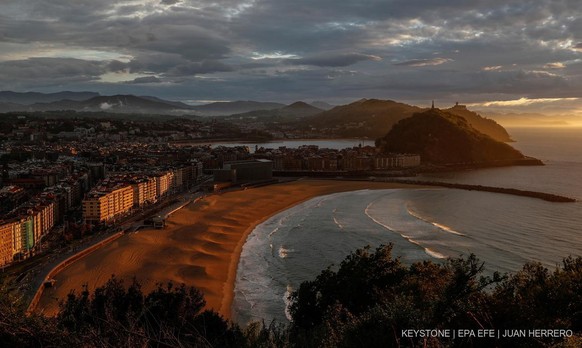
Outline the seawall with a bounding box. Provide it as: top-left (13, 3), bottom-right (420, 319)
top-left (390, 179), bottom-right (576, 203)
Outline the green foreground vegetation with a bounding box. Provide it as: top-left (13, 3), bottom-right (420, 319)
top-left (1, 244), bottom-right (580, 347)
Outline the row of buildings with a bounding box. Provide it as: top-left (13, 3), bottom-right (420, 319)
top-left (0, 199), bottom-right (55, 266)
top-left (0, 160), bottom-right (103, 267)
top-left (254, 145), bottom-right (420, 172)
top-left (83, 162), bottom-right (203, 224)
top-left (0, 160), bottom-right (203, 267)
top-left (199, 145), bottom-right (421, 172)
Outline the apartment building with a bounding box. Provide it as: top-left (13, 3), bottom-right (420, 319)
top-left (83, 184), bottom-right (134, 224)
top-left (132, 177), bottom-right (157, 207)
top-left (0, 220), bottom-right (18, 267)
top-left (154, 171), bottom-right (174, 197)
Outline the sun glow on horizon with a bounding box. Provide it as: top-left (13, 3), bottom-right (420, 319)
top-left (468, 97), bottom-right (579, 108)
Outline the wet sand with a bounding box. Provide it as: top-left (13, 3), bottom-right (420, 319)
top-left (37, 180), bottom-right (420, 318)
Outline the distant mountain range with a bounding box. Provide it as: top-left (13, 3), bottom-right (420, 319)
top-left (0, 92), bottom-right (290, 116)
top-left (309, 101), bottom-right (334, 110)
top-left (0, 91), bottom-right (512, 142)
top-left (189, 101), bottom-right (285, 116)
top-left (0, 95), bottom-right (192, 114)
top-left (0, 91), bottom-right (100, 105)
top-left (226, 101), bottom-right (323, 121)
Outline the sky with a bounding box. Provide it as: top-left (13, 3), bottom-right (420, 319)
top-left (1, 0), bottom-right (582, 119)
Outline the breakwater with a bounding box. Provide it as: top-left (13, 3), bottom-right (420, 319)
top-left (390, 179), bottom-right (576, 203)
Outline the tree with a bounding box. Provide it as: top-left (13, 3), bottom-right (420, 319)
top-left (1, 246), bottom-right (580, 347)
top-left (57, 276), bottom-right (245, 347)
top-left (288, 244), bottom-right (580, 348)
top-left (490, 257), bottom-right (582, 346)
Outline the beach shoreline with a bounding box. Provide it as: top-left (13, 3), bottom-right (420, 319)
top-left (36, 180), bottom-right (424, 319)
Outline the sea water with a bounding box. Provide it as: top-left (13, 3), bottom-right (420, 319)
top-left (232, 127), bottom-right (582, 324)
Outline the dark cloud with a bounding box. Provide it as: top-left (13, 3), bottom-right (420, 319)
top-left (113, 52), bottom-right (233, 78)
top-left (108, 60), bottom-right (128, 73)
top-left (124, 23), bottom-right (231, 61)
top-left (125, 53), bottom-right (189, 74)
top-left (129, 76), bottom-right (162, 84)
top-left (371, 68), bottom-right (572, 100)
top-left (0, 58), bottom-right (108, 89)
top-left (166, 60), bottom-right (233, 76)
top-left (0, 0), bottom-right (581, 108)
top-left (287, 53), bottom-right (381, 67)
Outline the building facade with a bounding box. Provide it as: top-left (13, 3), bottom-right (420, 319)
top-left (83, 184), bottom-right (134, 224)
top-left (0, 220), bottom-right (18, 266)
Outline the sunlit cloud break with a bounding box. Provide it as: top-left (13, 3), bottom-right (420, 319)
top-left (543, 62), bottom-right (566, 69)
top-left (251, 52), bottom-right (299, 60)
top-left (394, 57), bottom-right (452, 67)
top-left (482, 66), bottom-right (502, 71)
top-left (469, 97), bottom-right (579, 107)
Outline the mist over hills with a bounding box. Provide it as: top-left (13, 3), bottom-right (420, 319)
top-left (0, 92), bottom-right (291, 116)
top-left (0, 92), bottom-right (191, 114)
top-left (190, 101), bottom-right (285, 116)
top-left (2, 95), bottom-right (192, 114)
top-left (139, 96), bottom-right (195, 110)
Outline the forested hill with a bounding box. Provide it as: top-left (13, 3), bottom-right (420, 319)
top-left (376, 108), bottom-right (525, 165)
top-left (306, 98), bottom-right (418, 138)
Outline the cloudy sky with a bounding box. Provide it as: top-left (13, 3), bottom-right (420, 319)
top-left (1, 0), bottom-right (582, 116)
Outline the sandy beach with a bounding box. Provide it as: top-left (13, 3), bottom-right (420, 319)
top-left (36, 180), bottom-right (420, 318)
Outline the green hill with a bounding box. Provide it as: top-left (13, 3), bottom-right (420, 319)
top-left (306, 99), bottom-right (418, 138)
top-left (376, 109), bottom-right (525, 165)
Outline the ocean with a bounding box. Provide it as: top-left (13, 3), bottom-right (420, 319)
top-left (232, 127), bottom-right (582, 324)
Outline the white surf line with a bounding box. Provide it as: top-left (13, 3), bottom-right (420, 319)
top-left (365, 200), bottom-right (447, 260)
top-left (331, 208), bottom-right (344, 229)
top-left (406, 204), bottom-right (465, 236)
